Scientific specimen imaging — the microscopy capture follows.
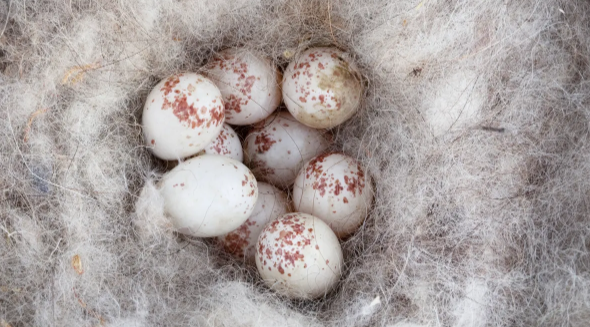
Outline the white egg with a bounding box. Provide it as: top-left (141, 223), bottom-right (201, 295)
top-left (143, 73), bottom-right (225, 160)
top-left (255, 212), bottom-right (343, 299)
top-left (292, 152), bottom-right (373, 238)
top-left (158, 154), bottom-right (258, 237)
top-left (243, 111), bottom-right (332, 187)
top-left (204, 48), bottom-right (282, 125)
top-left (282, 47), bottom-right (362, 129)
top-left (217, 182), bottom-right (291, 262)
top-left (201, 123), bottom-right (243, 162)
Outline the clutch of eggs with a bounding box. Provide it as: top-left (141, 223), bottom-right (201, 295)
top-left (141, 46), bottom-right (373, 301)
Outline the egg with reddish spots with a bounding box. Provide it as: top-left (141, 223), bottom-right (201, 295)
top-left (282, 47), bottom-right (362, 129)
top-left (292, 152), bottom-right (373, 238)
top-left (256, 212), bottom-right (343, 299)
top-left (217, 182), bottom-right (291, 262)
top-left (201, 123), bottom-right (243, 162)
top-left (204, 48), bottom-right (282, 125)
top-left (143, 73), bottom-right (225, 160)
top-left (243, 111), bottom-right (331, 187)
top-left (158, 154), bottom-right (258, 237)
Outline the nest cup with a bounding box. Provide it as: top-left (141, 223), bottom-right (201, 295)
top-left (2, 0), bottom-right (590, 326)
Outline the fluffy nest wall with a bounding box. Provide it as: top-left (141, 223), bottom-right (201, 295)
top-left (2, 0), bottom-right (590, 326)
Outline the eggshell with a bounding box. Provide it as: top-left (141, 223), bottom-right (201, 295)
top-left (205, 48), bottom-right (282, 125)
top-left (292, 152), bottom-right (373, 238)
top-left (158, 154), bottom-right (258, 237)
top-left (282, 47), bottom-right (362, 129)
top-left (255, 212), bottom-right (343, 299)
top-left (143, 73), bottom-right (225, 160)
top-left (243, 111), bottom-right (331, 187)
top-left (217, 182), bottom-right (290, 262)
top-left (201, 123), bottom-right (243, 162)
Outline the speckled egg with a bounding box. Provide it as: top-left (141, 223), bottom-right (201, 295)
top-left (292, 152), bottom-right (373, 238)
top-left (217, 182), bottom-right (291, 262)
top-left (282, 47), bottom-right (362, 129)
top-left (255, 212), bottom-right (343, 299)
top-left (243, 111), bottom-right (332, 187)
top-left (201, 123), bottom-right (243, 162)
top-left (143, 73), bottom-right (225, 160)
top-left (204, 48), bottom-right (282, 125)
top-left (158, 154), bottom-right (258, 237)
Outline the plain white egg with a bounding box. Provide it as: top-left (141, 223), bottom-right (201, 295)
top-left (217, 182), bottom-right (291, 262)
top-left (292, 152), bottom-right (373, 238)
top-left (282, 47), bottom-right (362, 129)
top-left (205, 48), bottom-right (282, 125)
top-left (143, 73), bottom-right (225, 160)
top-left (201, 123), bottom-right (243, 162)
top-left (158, 154), bottom-right (258, 237)
top-left (255, 212), bottom-right (343, 299)
top-left (243, 111), bottom-right (331, 187)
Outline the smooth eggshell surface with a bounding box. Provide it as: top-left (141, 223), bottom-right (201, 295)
top-left (282, 47), bottom-right (362, 129)
top-left (202, 123), bottom-right (243, 162)
top-left (143, 73), bottom-right (225, 160)
top-left (205, 48), bottom-right (282, 125)
top-left (255, 212), bottom-right (343, 299)
top-left (217, 182), bottom-right (291, 262)
top-left (159, 154), bottom-right (258, 237)
top-left (244, 111), bottom-right (331, 187)
top-left (292, 152), bottom-right (373, 238)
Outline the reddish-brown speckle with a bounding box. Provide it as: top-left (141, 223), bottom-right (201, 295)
top-left (225, 94), bottom-right (242, 117)
top-left (318, 62), bottom-right (325, 70)
top-left (209, 104), bottom-right (225, 127)
top-left (160, 75), bottom-right (181, 96)
top-left (161, 95), bottom-right (203, 128)
top-left (334, 179), bottom-right (343, 195)
top-left (151, 139), bottom-right (155, 145)
top-left (312, 177), bottom-right (328, 197)
top-left (343, 197), bottom-right (349, 203)
top-left (305, 153), bottom-right (329, 179)
top-left (242, 76), bottom-right (256, 95)
top-left (344, 163), bottom-right (366, 196)
top-left (161, 88), bottom-right (224, 129)
top-left (251, 159), bottom-right (275, 176)
top-left (210, 128), bottom-right (232, 155)
top-left (258, 215), bottom-right (315, 272)
top-left (221, 218), bottom-right (256, 257)
top-left (254, 132), bottom-right (276, 153)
